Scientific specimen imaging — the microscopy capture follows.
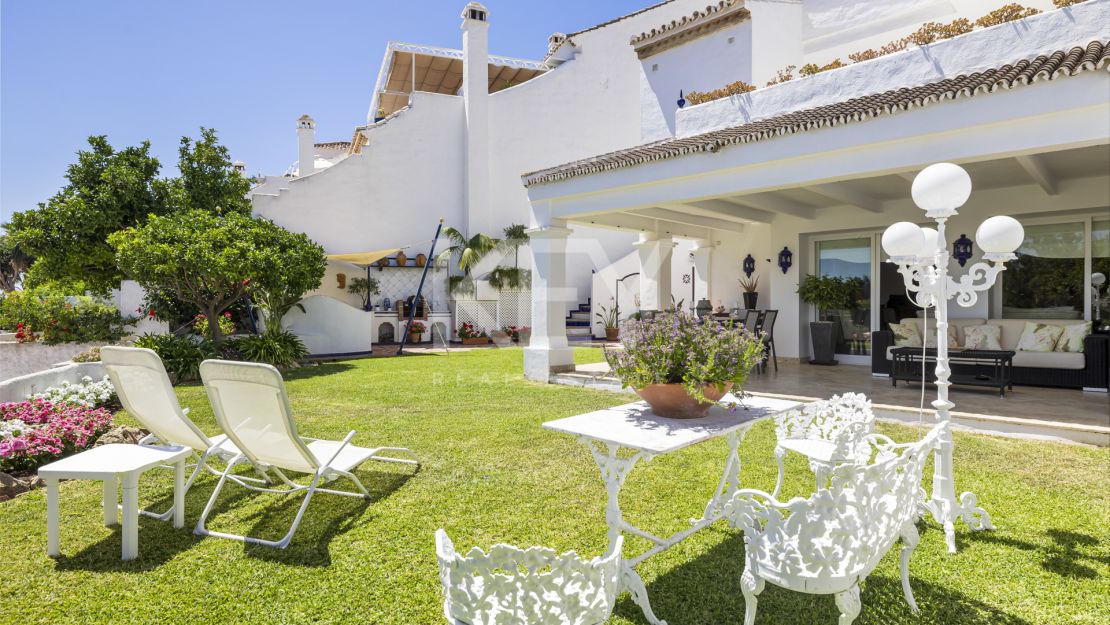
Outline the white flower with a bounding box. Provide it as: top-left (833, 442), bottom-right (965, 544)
top-left (31, 376), bottom-right (116, 408)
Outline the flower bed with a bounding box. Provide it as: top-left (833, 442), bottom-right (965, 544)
top-left (0, 399), bottom-right (113, 472)
top-left (31, 375), bottom-right (116, 409)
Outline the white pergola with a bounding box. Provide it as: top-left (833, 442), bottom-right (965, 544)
top-left (521, 54), bottom-right (1110, 380)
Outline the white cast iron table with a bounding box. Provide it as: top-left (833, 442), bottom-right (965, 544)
top-left (543, 394), bottom-right (802, 625)
top-left (38, 443), bottom-right (191, 561)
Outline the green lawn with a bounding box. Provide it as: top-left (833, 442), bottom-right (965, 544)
top-left (2, 348), bottom-right (1107, 625)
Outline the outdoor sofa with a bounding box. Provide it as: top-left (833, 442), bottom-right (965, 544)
top-left (872, 318), bottom-right (1109, 391)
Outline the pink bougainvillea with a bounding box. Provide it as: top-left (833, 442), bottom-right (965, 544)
top-left (0, 398), bottom-right (112, 472)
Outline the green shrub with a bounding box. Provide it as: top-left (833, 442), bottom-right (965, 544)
top-left (193, 312), bottom-right (235, 338)
top-left (133, 333), bottom-right (218, 382)
top-left (797, 274), bottom-right (856, 320)
top-left (233, 331), bottom-right (309, 368)
top-left (0, 289), bottom-right (135, 344)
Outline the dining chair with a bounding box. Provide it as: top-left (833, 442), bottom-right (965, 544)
top-left (761, 309), bottom-right (779, 372)
top-left (743, 309), bottom-right (762, 334)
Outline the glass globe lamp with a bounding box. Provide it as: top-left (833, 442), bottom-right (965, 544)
top-left (912, 163), bottom-right (972, 218)
top-left (975, 215), bottom-right (1024, 261)
top-left (916, 227), bottom-right (940, 266)
top-left (882, 221), bottom-right (926, 263)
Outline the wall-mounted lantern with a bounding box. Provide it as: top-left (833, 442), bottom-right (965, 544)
top-left (743, 254), bottom-right (756, 278)
top-left (677, 90), bottom-right (686, 109)
top-left (336, 273), bottom-right (347, 289)
top-left (777, 246), bottom-right (793, 274)
top-left (953, 234), bottom-right (974, 267)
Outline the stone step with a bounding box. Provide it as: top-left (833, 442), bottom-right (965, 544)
top-left (566, 326), bottom-right (593, 336)
top-left (566, 320), bottom-right (590, 327)
top-left (569, 311), bottom-right (591, 320)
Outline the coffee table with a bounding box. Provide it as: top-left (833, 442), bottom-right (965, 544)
top-left (891, 347), bottom-right (1015, 397)
top-left (39, 443), bottom-right (191, 561)
top-left (543, 394), bottom-right (802, 625)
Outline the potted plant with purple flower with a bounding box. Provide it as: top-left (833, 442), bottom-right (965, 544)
top-left (605, 312), bottom-right (765, 418)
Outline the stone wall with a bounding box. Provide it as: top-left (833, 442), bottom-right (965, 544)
top-left (0, 362), bottom-right (107, 403)
top-left (0, 342), bottom-right (105, 382)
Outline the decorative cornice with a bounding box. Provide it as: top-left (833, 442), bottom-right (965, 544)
top-left (632, 1), bottom-right (750, 60)
top-left (523, 41), bottom-right (1109, 187)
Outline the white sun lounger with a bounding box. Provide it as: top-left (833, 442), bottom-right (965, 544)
top-left (195, 359), bottom-right (418, 549)
top-left (100, 346), bottom-right (256, 521)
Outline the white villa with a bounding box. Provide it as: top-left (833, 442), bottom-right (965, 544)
top-left (245, 0), bottom-right (1109, 384)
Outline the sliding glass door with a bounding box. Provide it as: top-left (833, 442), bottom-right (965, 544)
top-left (998, 215), bottom-right (1110, 328)
top-left (815, 237), bottom-right (873, 357)
top-left (1002, 221), bottom-right (1086, 319)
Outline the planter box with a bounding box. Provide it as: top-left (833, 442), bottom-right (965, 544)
top-left (461, 337), bottom-right (490, 345)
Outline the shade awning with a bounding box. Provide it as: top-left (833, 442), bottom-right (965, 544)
top-left (326, 249), bottom-right (402, 266)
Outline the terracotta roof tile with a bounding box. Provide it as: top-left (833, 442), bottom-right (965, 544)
top-left (565, 1), bottom-right (676, 38)
top-left (523, 41), bottom-right (1109, 187)
top-left (314, 141), bottom-right (352, 151)
top-left (630, 0), bottom-right (742, 46)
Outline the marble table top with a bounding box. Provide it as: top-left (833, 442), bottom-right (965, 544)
top-left (543, 394), bottom-right (803, 454)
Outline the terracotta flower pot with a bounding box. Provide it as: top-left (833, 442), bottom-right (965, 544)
top-left (635, 382), bottom-right (734, 419)
top-left (605, 327), bottom-right (619, 341)
top-left (408, 332), bottom-right (423, 343)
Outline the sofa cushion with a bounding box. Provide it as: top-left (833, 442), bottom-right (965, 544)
top-left (989, 318), bottom-right (1088, 350)
top-left (899, 317), bottom-right (984, 348)
top-left (1055, 321), bottom-right (1092, 353)
top-left (889, 321), bottom-right (922, 347)
top-left (1012, 350), bottom-right (1086, 370)
top-left (925, 325), bottom-right (960, 348)
top-left (964, 324), bottom-right (1002, 350)
top-left (1015, 322), bottom-right (1065, 352)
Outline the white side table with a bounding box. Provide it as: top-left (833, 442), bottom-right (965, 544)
top-left (38, 443), bottom-right (191, 561)
top-left (543, 394), bottom-right (802, 625)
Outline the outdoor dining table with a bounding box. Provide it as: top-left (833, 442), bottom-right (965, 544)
top-left (543, 394), bottom-right (802, 625)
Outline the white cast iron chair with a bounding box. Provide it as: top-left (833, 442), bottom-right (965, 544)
top-left (772, 393), bottom-right (876, 497)
top-left (725, 424), bottom-right (940, 625)
top-left (436, 529), bottom-right (623, 625)
top-left (196, 359), bottom-right (419, 548)
top-left (100, 346), bottom-right (258, 521)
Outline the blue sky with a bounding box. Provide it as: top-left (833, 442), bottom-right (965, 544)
top-left (0, 0), bottom-right (650, 226)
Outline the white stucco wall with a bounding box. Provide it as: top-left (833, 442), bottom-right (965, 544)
top-left (253, 92), bottom-right (466, 255)
top-left (676, 0), bottom-right (1110, 138)
top-left (113, 280), bottom-right (169, 335)
top-left (639, 20), bottom-right (754, 139)
top-left (280, 294), bottom-right (374, 356)
top-left (800, 0), bottom-right (1062, 67)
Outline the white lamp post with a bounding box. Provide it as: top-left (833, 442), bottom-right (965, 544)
top-left (882, 162), bottom-right (1025, 554)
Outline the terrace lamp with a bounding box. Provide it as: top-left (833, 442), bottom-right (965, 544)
top-left (881, 162), bottom-right (1024, 554)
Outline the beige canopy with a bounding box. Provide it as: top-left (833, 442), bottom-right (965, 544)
top-left (326, 249), bottom-right (402, 266)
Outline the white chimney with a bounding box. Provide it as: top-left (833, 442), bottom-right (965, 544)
top-left (461, 3), bottom-right (490, 235)
top-left (296, 114), bottom-right (316, 176)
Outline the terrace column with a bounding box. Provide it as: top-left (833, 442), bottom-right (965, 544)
top-left (635, 233), bottom-right (675, 312)
top-left (524, 223), bottom-right (575, 381)
top-left (691, 238), bottom-right (714, 304)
